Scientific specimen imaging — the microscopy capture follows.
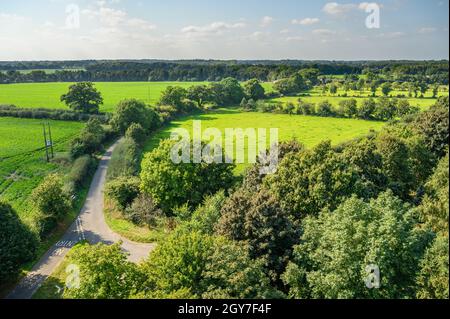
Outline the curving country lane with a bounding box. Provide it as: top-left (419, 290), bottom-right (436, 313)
top-left (6, 140), bottom-right (155, 299)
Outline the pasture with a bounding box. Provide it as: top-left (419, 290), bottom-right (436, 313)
top-left (0, 82), bottom-right (208, 112)
top-left (0, 117), bottom-right (84, 222)
top-left (143, 108), bottom-right (386, 174)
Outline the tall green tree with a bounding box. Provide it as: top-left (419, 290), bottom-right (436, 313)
top-left (60, 82), bottom-right (103, 113)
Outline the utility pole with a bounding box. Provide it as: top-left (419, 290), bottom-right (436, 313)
top-left (42, 123), bottom-right (49, 162)
top-left (47, 122), bottom-right (54, 159)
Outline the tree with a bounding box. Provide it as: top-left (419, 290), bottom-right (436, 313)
top-left (374, 97), bottom-right (396, 121)
top-left (63, 243), bottom-right (144, 299)
top-left (338, 99), bottom-right (358, 118)
top-left (201, 237), bottom-right (279, 299)
top-left (412, 106), bottom-right (449, 158)
top-left (316, 100), bottom-right (335, 117)
top-left (416, 233), bottom-right (449, 299)
top-left (418, 152), bottom-right (449, 235)
top-left (0, 202), bottom-right (38, 284)
top-left (105, 176), bottom-right (141, 211)
top-left (329, 84), bottom-right (338, 95)
top-left (187, 85), bottom-right (211, 108)
top-left (375, 132), bottom-right (414, 199)
top-left (244, 79), bottom-right (265, 101)
top-left (381, 82), bottom-right (392, 97)
top-left (125, 123), bottom-right (147, 146)
top-left (220, 77), bottom-right (245, 105)
top-left (60, 82), bottom-right (103, 113)
top-left (32, 174), bottom-right (71, 237)
top-left (266, 141), bottom-right (373, 222)
top-left (70, 118), bottom-right (106, 158)
top-left (217, 189), bottom-right (298, 282)
top-left (357, 98), bottom-right (376, 119)
top-left (140, 139), bottom-right (235, 213)
top-left (283, 191), bottom-right (430, 299)
top-left (159, 86), bottom-right (188, 109)
top-left (110, 99), bottom-right (159, 134)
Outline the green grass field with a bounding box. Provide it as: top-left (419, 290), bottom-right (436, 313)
top-left (0, 82), bottom-right (208, 112)
top-left (143, 108), bottom-right (386, 174)
top-left (0, 117), bottom-right (84, 222)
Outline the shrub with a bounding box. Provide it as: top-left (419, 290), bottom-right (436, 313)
top-left (105, 176), bottom-right (140, 211)
top-left (140, 139), bottom-right (235, 213)
top-left (68, 155), bottom-right (96, 190)
top-left (125, 194), bottom-right (163, 227)
top-left (110, 99), bottom-right (159, 134)
top-left (316, 100), bottom-right (335, 117)
top-left (106, 137), bottom-right (141, 181)
top-left (70, 118), bottom-right (106, 158)
top-left (125, 123), bottom-right (147, 146)
top-left (31, 174), bottom-right (71, 238)
top-left (0, 202), bottom-right (38, 284)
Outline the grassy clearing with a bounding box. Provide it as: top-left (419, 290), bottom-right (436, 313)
top-left (143, 108), bottom-right (386, 174)
top-left (0, 82), bottom-right (208, 112)
top-left (0, 117), bottom-right (84, 223)
top-left (104, 199), bottom-right (168, 243)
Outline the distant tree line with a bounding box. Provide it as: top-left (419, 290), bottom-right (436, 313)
top-left (0, 60), bottom-right (447, 84)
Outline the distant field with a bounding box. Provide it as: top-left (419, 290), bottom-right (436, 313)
top-left (143, 108), bottom-right (385, 174)
top-left (0, 82), bottom-right (209, 112)
top-left (0, 117), bottom-right (84, 222)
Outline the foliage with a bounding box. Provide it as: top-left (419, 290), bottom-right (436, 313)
top-left (104, 176), bottom-right (140, 211)
top-left (106, 137), bottom-right (141, 180)
top-left (110, 99), bottom-right (159, 134)
top-left (282, 191), bottom-right (430, 299)
top-left (31, 174), bottom-right (71, 237)
top-left (0, 202), bottom-right (38, 284)
top-left (60, 82), bottom-right (103, 113)
top-left (70, 118), bottom-right (106, 158)
top-left (217, 189), bottom-right (298, 282)
top-left (125, 123), bottom-right (147, 146)
top-left (63, 243), bottom-right (144, 299)
top-left (68, 155), bottom-right (96, 190)
top-left (244, 79), bottom-right (265, 101)
top-left (124, 194), bottom-right (163, 227)
top-left (140, 139), bottom-right (235, 213)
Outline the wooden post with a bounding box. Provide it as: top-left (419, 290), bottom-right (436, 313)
top-left (47, 122), bottom-right (54, 159)
top-left (43, 123), bottom-right (49, 162)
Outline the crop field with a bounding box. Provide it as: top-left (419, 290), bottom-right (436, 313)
top-left (0, 82), bottom-right (209, 112)
top-left (0, 117), bottom-right (84, 222)
top-left (143, 108), bottom-right (385, 174)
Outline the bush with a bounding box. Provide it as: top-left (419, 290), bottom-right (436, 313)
top-left (316, 100), bottom-right (335, 117)
top-left (110, 99), bottom-right (159, 134)
top-left (105, 176), bottom-right (141, 211)
top-left (68, 155), bottom-right (96, 190)
top-left (32, 174), bottom-right (71, 221)
top-left (140, 139), bottom-right (235, 213)
top-left (0, 202), bottom-right (38, 284)
top-left (125, 123), bottom-right (147, 146)
top-left (125, 194), bottom-right (162, 227)
top-left (106, 137), bottom-right (141, 181)
top-left (70, 118), bottom-right (106, 158)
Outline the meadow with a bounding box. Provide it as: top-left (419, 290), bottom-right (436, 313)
top-left (0, 82), bottom-right (208, 112)
top-left (143, 108), bottom-right (386, 174)
top-left (0, 117), bottom-right (84, 223)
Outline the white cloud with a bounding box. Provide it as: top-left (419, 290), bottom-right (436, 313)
top-left (260, 16), bottom-right (274, 27)
top-left (292, 18), bottom-right (320, 25)
top-left (418, 27), bottom-right (437, 34)
top-left (280, 29), bottom-right (290, 34)
top-left (285, 36), bottom-right (305, 42)
top-left (312, 29), bottom-right (337, 36)
top-left (323, 2), bottom-right (356, 15)
top-left (376, 31), bottom-right (406, 39)
top-left (181, 21), bottom-right (246, 35)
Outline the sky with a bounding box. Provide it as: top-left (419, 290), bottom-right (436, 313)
top-left (0, 0), bottom-right (448, 61)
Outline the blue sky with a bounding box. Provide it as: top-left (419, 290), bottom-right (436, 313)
top-left (0, 0), bottom-right (448, 60)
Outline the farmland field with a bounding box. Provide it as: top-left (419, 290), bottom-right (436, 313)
top-left (0, 82), bottom-right (209, 112)
top-left (143, 108), bottom-right (386, 174)
top-left (0, 117), bottom-right (84, 222)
